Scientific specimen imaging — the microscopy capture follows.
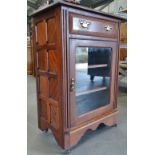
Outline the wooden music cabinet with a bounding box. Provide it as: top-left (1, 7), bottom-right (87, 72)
top-left (31, 1), bottom-right (125, 150)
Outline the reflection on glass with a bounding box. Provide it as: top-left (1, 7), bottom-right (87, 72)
top-left (75, 47), bottom-right (112, 116)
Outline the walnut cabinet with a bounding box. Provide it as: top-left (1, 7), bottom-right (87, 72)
top-left (32, 1), bottom-right (125, 150)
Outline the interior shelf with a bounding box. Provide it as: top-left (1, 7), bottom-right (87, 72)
top-left (76, 63), bottom-right (108, 70)
top-left (88, 64), bottom-right (108, 69)
top-left (76, 86), bottom-right (107, 97)
top-left (76, 89), bottom-right (110, 116)
top-left (76, 71), bottom-right (110, 94)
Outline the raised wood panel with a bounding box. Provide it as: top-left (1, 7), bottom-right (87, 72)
top-left (39, 99), bottom-right (48, 120)
top-left (32, 25), bottom-right (37, 76)
top-left (39, 76), bottom-right (48, 97)
top-left (47, 17), bottom-right (56, 45)
top-left (120, 22), bottom-right (127, 44)
top-left (27, 37), bottom-right (33, 75)
top-left (49, 99), bottom-right (60, 129)
top-left (38, 49), bottom-right (48, 71)
top-left (120, 48), bottom-right (127, 61)
top-left (49, 77), bottom-right (59, 101)
top-left (37, 21), bottom-right (46, 45)
top-left (48, 50), bottom-right (57, 73)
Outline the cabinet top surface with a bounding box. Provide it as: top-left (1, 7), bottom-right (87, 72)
top-left (31, 0), bottom-right (126, 21)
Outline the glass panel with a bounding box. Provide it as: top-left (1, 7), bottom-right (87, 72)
top-left (75, 47), bottom-right (112, 116)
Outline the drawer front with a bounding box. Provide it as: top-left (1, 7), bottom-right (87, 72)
top-left (70, 13), bottom-right (118, 38)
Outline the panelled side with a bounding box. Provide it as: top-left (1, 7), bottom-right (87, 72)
top-left (33, 7), bottom-right (64, 148)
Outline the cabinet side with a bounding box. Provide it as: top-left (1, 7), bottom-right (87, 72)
top-left (32, 6), bottom-right (64, 148)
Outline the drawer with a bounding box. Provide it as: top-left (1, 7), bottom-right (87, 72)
top-left (69, 13), bottom-right (118, 39)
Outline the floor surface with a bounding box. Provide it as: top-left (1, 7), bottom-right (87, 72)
top-left (27, 75), bottom-right (127, 155)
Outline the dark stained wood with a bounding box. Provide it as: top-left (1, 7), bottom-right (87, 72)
top-left (120, 22), bottom-right (127, 44)
top-left (33, 7), bottom-right (64, 147)
top-left (120, 48), bottom-right (127, 61)
top-left (32, 1), bottom-right (123, 150)
top-left (27, 37), bottom-right (33, 75)
top-left (68, 110), bottom-right (118, 148)
top-left (31, 0), bottom-right (126, 21)
top-left (120, 22), bottom-right (127, 63)
top-left (69, 13), bottom-right (118, 38)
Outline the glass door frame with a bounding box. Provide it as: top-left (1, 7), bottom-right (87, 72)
top-left (69, 39), bottom-right (118, 127)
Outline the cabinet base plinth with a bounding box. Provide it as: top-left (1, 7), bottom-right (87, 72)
top-left (64, 110), bottom-right (118, 149)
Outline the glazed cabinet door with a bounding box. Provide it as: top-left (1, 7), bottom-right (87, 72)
top-left (69, 39), bottom-right (118, 126)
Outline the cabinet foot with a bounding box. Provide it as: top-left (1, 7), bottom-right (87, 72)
top-left (113, 124), bottom-right (117, 127)
top-left (90, 76), bottom-right (95, 81)
top-left (43, 129), bottom-right (48, 133)
top-left (63, 149), bottom-right (71, 155)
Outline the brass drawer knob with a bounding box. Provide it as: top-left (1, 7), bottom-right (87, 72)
top-left (104, 25), bottom-right (112, 31)
top-left (80, 20), bottom-right (91, 29)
